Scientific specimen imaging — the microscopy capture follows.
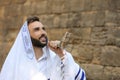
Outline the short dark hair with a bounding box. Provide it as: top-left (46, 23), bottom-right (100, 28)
top-left (27, 16), bottom-right (40, 25)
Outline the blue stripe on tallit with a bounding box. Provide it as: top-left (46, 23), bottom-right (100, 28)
top-left (80, 71), bottom-right (85, 80)
top-left (75, 68), bottom-right (81, 80)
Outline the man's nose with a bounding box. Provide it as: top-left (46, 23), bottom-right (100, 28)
top-left (41, 29), bottom-right (47, 35)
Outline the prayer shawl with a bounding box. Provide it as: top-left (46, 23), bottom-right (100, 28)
top-left (0, 21), bottom-right (86, 80)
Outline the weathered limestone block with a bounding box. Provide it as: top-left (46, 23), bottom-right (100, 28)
top-left (67, 13), bottom-right (81, 27)
top-left (105, 37), bottom-right (116, 45)
top-left (94, 11), bottom-right (105, 26)
top-left (5, 29), bottom-right (19, 42)
top-left (116, 39), bottom-right (120, 47)
top-left (113, 27), bottom-right (120, 47)
top-left (53, 15), bottom-right (61, 28)
top-left (40, 15), bottom-right (54, 28)
top-left (83, 0), bottom-right (92, 11)
top-left (91, 27), bottom-right (108, 45)
top-left (91, 47), bottom-right (101, 64)
top-left (82, 64), bottom-right (104, 80)
top-left (0, 0), bottom-right (11, 6)
top-left (0, 7), bottom-right (4, 19)
top-left (92, 0), bottom-right (108, 10)
top-left (52, 14), bottom-right (68, 28)
top-left (105, 11), bottom-right (118, 24)
top-left (104, 67), bottom-right (120, 80)
top-left (32, 0), bottom-right (48, 14)
top-left (113, 28), bottom-right (120, 38)
top-left (80, 12), bottom-right (95, 27)
top-left (69, 28), bottom-right (91, 40)
top-left (70, 0), bottom-right (84, 12)
top-left (52, 13), bottom-right (82, 28)
top-left (48, 0), bottom-right (70, 13)
top-left (22, 5), bottom-right (36, 15)
top-left (80, 11), bottom-right (105, 27)
top-left (105, 27), bottom-right (120, 47)
top-left (108, 0), bottom-right (120, 10)
top-left (71, 45), bottom-right (93, 63)
top-left (4, 5), bottom-right (23, 17)
top-left (4, 16), bottom-right (23, 29)
top-left (59, 14), bottom-right (69, 28)
top-left (100, 46), bottom-right (120, 67)
top-left (46, 28), bottom-right (69, 40)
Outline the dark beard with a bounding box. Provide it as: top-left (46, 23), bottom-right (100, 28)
top-left (31, 36), bottom-right (48, 48)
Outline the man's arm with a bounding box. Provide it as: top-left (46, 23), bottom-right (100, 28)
top-left (60, 50), bottom-right (86, 80)
top-left (48, 41), bottom-right (86, 80)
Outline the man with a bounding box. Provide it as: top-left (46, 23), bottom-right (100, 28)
top-left (0, 16), bottom-right (86, 80)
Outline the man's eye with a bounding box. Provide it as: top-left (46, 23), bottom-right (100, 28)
top-left (42, 27), bottom-right (46, 30)
top-left (34, 27), bottom-right (39, 31)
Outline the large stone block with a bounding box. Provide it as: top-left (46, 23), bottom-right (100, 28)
top-left (105, 11), bottom-right (118, 24)
top-left (0, 7), bottom-right (4, 19)
top-left (4, 29), bottom-right (19, 42)
top-left (80, 12), bottom-right (97, 27)
top-left (94, 11), bottom-right (105, 26)
top-left (0, 0), bottom-right (11, 6)
top-left (83, 0), bottom-right (92, 11)
top-left (91, 27), bottom-right (108, 45)
top-left (104, 67), bottom-right (120, 80)
top-left (4, 16), bottom-right (23, 29)
top-left (80, 11), bottom-right (105, 27)
top-left (67, 13), bottom-right (81, 27)
top-left (22, 3), bottom-right (36, 15)
top-left (113, 27), bottom-right (120, 38)
top-left (52, 14), bottom-right (69, 28)
top-left (58, 14), bottom-right (69, 28)
top-left (91, 47), bottom-right (102, 65)
top-left (70, 0), bottom-right (84, 12)
top-left (4, 5), bottom-right (23, 17)
top-left (23, 1), bottom-right (48, 15)
top-left (32, 0), bottom-right (48, 14)
top-left (39, 15), bottom-right (54, 28)
top-left (71, 45), bottom-right (93, 63)
top-left (46, 28), bottom-right (69, 40)
top-left (113, 27), bottom-right (120, 47)
top-left (69, 27), bottom-right (91, 40)
top-left (92, 0), bottom-right (108, 10)
top-left (82, 64), bottom-right (104, 80)
top-left (105, 27), bottom-right (120, 47)
top-left (48, 0), bottom-right (70, 13)
top-left (108, 0), bottom-right (120, 10)
top-left (18, 0), bottom-right (48, 15)
top-left (100, 46), bottom-right (120, 67)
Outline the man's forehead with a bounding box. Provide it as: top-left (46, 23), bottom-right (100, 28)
top-left (28, 21), bottom-right (44, 28)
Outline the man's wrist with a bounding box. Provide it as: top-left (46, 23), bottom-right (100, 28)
top-left (60, 50), bottom-right (66, 60)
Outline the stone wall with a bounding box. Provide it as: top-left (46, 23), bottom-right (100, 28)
top-left (0, 0), bottom-right (120, 80)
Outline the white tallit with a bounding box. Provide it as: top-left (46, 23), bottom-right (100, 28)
top-left (0, 21), bottom-right (86, 80)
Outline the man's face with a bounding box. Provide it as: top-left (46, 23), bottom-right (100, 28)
top-left (28, 21), bottom-right (48, 48)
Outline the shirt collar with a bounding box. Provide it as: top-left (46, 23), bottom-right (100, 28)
top-left (37, 46), bottom-right (50, 61)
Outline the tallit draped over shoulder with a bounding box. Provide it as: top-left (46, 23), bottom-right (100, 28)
top-left (0, 21), bottom-right (36, 80)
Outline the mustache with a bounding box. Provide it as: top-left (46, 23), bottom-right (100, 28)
top-left (39, 34), bottom-right (47, 39)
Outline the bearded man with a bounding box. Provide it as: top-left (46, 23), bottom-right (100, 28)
top-left (0, 16), bottom-right (86, 80)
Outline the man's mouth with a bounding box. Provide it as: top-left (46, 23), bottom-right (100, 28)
top-left (39, 34), bottom-right (47, 43)
top-left (40, 37), bottom-right (46, 42)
